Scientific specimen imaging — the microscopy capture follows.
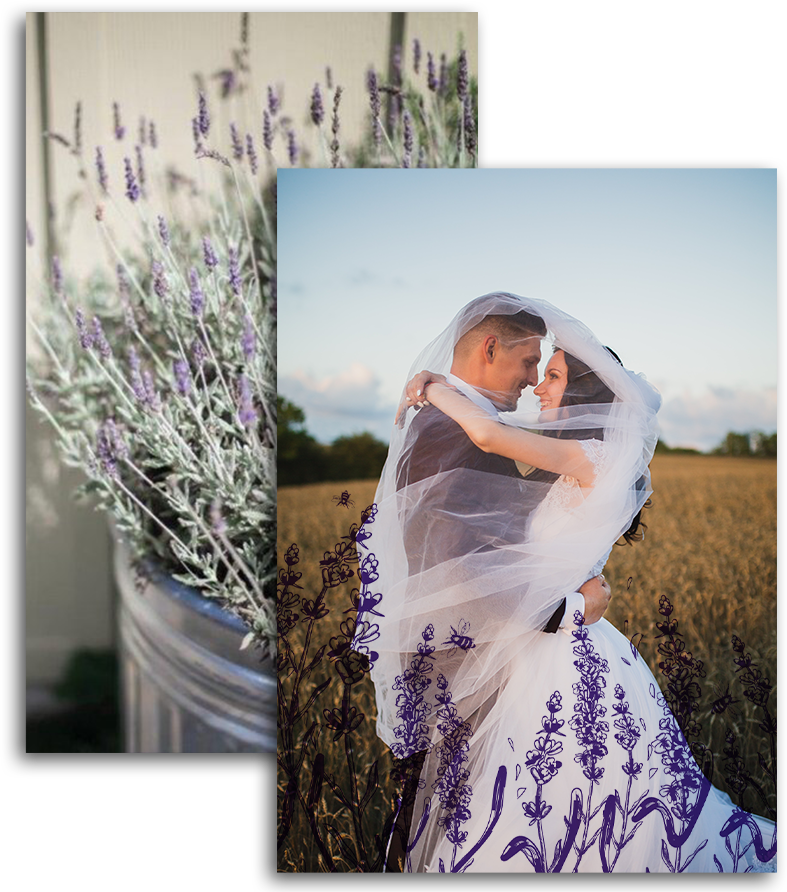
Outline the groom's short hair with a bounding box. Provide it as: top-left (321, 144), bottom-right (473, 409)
top-left (454, 309), bottom-right (546, 359)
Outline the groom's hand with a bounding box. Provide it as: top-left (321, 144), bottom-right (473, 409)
top-left (579, 575), bottom-right (611, 624)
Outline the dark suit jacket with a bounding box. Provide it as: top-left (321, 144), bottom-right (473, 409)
top-left (396, 406), bottom-right (566, 633)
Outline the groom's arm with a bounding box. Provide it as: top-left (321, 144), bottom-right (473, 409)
top-left (543, 592), bottom-right (584, 634)
top-left (542, 598), bottom-right (568, 634)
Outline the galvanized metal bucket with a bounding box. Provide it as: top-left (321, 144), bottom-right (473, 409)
top-left (115, 538), bottom-right (275, 753)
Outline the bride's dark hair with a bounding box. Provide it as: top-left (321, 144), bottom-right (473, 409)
top-left (527, 345), bottom-right (649, 545)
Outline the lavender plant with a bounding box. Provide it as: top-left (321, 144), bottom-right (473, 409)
top-left (27, 15), bottom-right (281, 655)
top-left (354, 41), bottom-right (477, 169)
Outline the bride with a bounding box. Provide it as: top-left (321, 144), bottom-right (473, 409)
top-left (353, 292), bottom-right (776, 873)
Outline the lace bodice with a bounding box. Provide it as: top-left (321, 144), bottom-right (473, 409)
top-left (528, 439), bottom-right (614, 576)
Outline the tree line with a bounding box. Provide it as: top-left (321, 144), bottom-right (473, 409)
top-left (279, 395), bottom-right (776, 487)
top-left (278, 395), bottom-right (389, 486)
top-left (656, 431), bottom-right (776, 457)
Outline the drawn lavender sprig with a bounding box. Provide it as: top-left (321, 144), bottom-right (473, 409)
top-left (597, 683), bottom-right (647, 871)
top-left (432, 670), bottom-right (475, 869)
top-left (569, 610), bottom-right (610, 871)
top-left (519, 692), bottom-right (566, 870)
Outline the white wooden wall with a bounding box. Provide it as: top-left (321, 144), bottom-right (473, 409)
top-left (25, 12), bottom-right (478, 685)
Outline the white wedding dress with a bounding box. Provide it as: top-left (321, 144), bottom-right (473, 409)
top-left (421, 440), bottom-right (776, 873)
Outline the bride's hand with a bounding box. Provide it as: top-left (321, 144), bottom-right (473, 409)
top-left (394, 370), bottom-right (448, 426)
top-left (405, 370), bottom-right (447, 406)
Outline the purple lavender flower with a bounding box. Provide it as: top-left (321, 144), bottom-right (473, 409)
top-left (120, 294), bottom-right (138, 334)
top-left (237, 374), bottom-right (258, 426)
top-left (75, 308), bottom-right (93, 349)
top-left (262, 110), bottom-right (273, 151)
top-left (151, 260), bottom-right (169, 300)
top-left (463, 94), bottom-right (476, 157)
top-left (138, 115), bottom-right (147, 146)
top-left (330, 86), bottom-right (343, 169)
top-left (267, 85), bottom-right (280, 115)
top-left (148, 119), bottom-right (158, 149)
top-left (438, 53), bottom-right (448, 95)
top-left (191, 337), bottom-right (206, 369)
top-left (91, 315), bottom-right (112, 359)
top-left (197, 90), bottom-right (210, 137)
top-left (116, 263), bottom-right (130, 300)
top-left (101, 420), bottom-right (125, 466)
top-left (230, 122), bottom-right (243, 160)
top-left (426, 52), bottom-right (437, 92)
top-left (26, 220), bottom-right (34, 247)
top-left (286, 130), bottom-right (299, 166)
top-left (127, 347), bottom-right (145, 400)
top-left (73, 101), bottom-right (82, 155)
top-left (217, 69), bottom-right (236, 99)
top-left (173, 358), bottom-right (191, 397)
top-left (246, 133), bottom-right (258, 175)
top-left (142, 370), bottom-right (161, 412)
top-left (202, 236), bottom-right (218, 271)
top-left (457, 49), bottom-right (469, 101)
top-left (51, 256), bottom-right (63, 295)
top-left (188, 267), bottom-right (204, 318)
top-left (310, 83), bottom-right (325, 126)
top-left (135, 144), bottom-right (146, 197)
top-left (157, 214), bottom-right (170, 247)
top-left (196, 147), bottom-right (231, 167)
top-left (228, 246), bottom-right (242, 296)
top-left (96, 421), bottom-right (119, 479)
top-left (367, 68), bottom-right (382, 147)
top-left (113, 101), bottom-right (125, 140)
top-left (402, 110), bottom-right (413, 169)
top-left (123, 157), bottom-right (139, 202)
top-left (95, 146), bottom-right (108, 193)
top-left (107, 418), bottom-right (129, 461)
top-left (191, 116), bottom-right (202, 154)
top-left (229, 246), bottom-right (242, 297)
top-left (413, 38), bottom-right (422, 74)
top-left (241, 313), bottom-right (255, 360)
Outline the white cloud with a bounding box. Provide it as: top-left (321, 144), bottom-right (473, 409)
top-left (658, 386), bottom-right (776, 451)
top-left (279, 362), bottom-right (397, 443)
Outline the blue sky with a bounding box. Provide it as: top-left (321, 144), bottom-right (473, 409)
top-left (278, 169), bottom-right (776, 450)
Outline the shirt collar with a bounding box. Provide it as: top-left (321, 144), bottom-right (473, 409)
top-left (446, 373), bottom-right (501, 419)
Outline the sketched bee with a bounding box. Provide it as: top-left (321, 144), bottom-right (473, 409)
top-left (710, 682), bottom-right (741, 717)
top-left (332, 490), bottom-right (355, 508)
top-left (442, 620), bottom-right (476, 656)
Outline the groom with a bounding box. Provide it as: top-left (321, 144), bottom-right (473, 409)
top-left (385, 302), bottom-right (611, 871)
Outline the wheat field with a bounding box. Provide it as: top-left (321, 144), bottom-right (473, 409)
top-left (277, 455), bottom-right (776, 871)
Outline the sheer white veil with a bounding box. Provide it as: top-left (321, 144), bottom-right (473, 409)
top-left (353, 292), bottom-right (661, 870)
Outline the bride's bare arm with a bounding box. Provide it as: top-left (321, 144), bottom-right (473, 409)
top-left (424, 381), bottom-right (596, 485)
